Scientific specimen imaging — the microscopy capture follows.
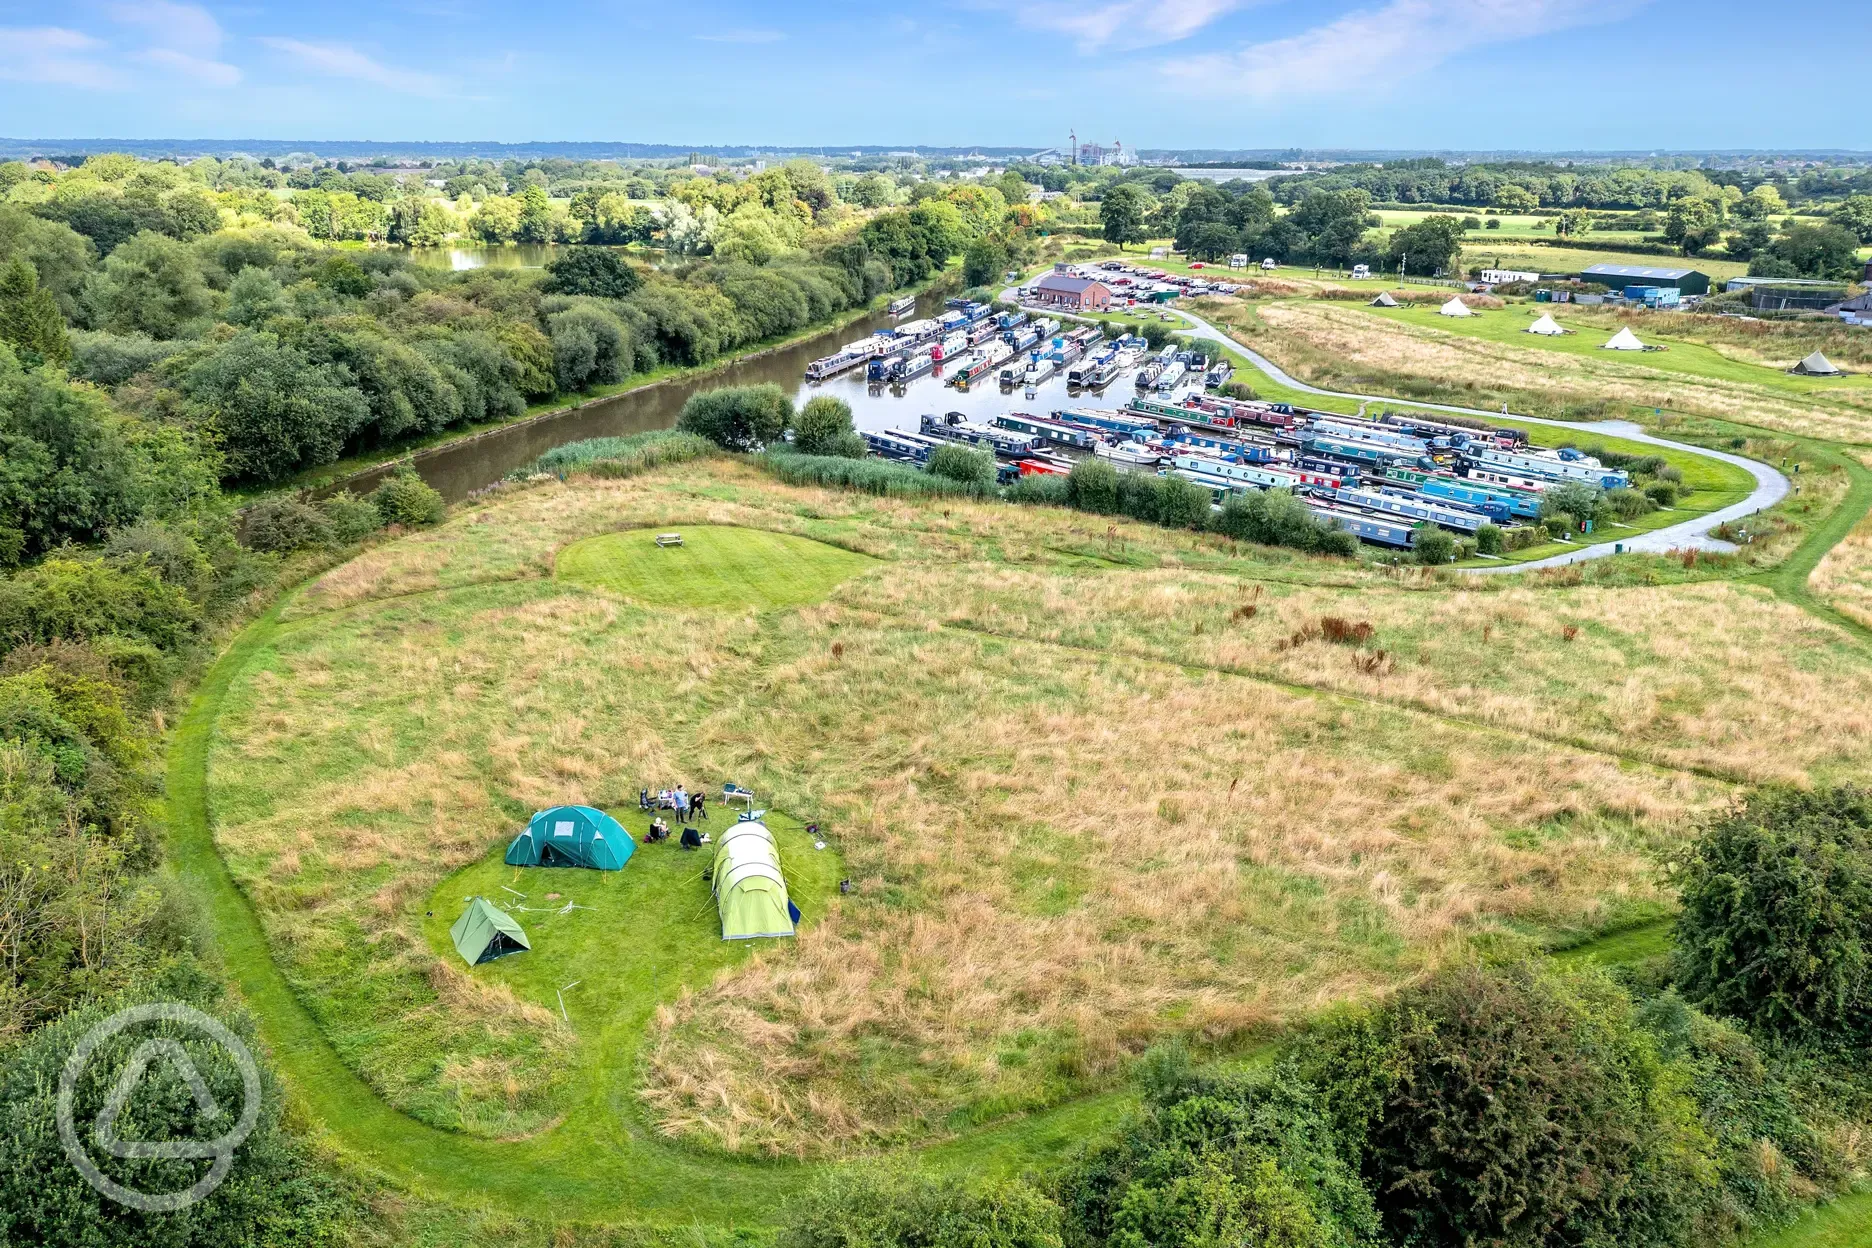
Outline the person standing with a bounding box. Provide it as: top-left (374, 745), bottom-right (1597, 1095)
top-left (692, 788), bottom-right (708, 822)
top-left (674, 786), bottom-right (689, 824)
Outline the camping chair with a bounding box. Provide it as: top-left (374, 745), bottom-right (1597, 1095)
top-left (722, 782), bottom-right (754, 808)
top-left (655, 532), bottom-right (683, 547)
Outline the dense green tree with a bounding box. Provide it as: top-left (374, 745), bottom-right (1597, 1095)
top-left (0, 259), bottom-right (71, 366)
top-left (179, 330), bottom-right (370, 481)
top-left (850, 172), bottom-right (897, 208)
top-left (1386, 216), bottom-right (1465, 276)
top-left (994, 171), bottom-right (1031, 212)
top-left (223, 266), bottom-right (288, 327)
top-left (1100, 184), bottom-right (1149, 251)
top-left (1310, 963), bottom-right (1712, 1248)
top-left (792, 395), bottom-right (863, 457)
top-left (517, 184), bottom-right (555, 244)
top-left (0, 355), bottom-right (156, 560)
top-left (546, 304), bottom-right (631, 392)
top-left (926, 442), bottom-right (995, 487)
top-left (0, 206), bottom-right (94, 321)
top-left (1674, 786), bottom-right (1872, 1044)
top-left (1755, 223), bottom-right (1863, 279)
top-left (85, 232), bottom-right (212, 340)
top-left (1663, 196), bottom-right (1725, 255)
top-left (542, 246), bottom-right (642, 299)
top-left (1834, 195), bottom-right (1872, 244)
top-left (676, 383), bottom-right (791, 452)
top-left (1184, 222), bottom-right (1240, 262)
top-left (962, 235), bottom-right (1011, 287)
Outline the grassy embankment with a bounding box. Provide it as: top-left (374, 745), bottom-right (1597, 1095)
top-left (174, 456), bottom-right (1872, 1240)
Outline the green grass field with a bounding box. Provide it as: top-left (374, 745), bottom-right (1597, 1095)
top-left (556, 525), bottom-right (876, 608)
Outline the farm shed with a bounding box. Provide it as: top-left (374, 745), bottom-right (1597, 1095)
top-left (506, 805), bottom-right (635, 870)
top-left (1579, 264), bottom-right (1710, 296)
top-left (450, 898), bottom-right (531, 965)
top-left (712, 821), bottom-right (796, 940)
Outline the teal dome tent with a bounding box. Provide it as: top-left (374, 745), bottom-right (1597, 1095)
top-left (505, 805), bottom-right (634, 870)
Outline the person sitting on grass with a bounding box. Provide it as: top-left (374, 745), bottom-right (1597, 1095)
top-left (647, 817), bottom-right (670, 842)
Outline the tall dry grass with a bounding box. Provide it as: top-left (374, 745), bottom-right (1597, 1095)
top-left (1201, 298), bottom-right (1872, 442)
top-left (216, 464), bottom-right (1872, 1157)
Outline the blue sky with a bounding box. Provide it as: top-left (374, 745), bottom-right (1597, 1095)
top-left (1, 0), bottom-right (1867, 150)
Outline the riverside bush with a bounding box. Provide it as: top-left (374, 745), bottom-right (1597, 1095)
top-left (241, 497), bottom-right (335, 554)
top-left (1673, 786), bottom-right (1872, 1046)
top-left (676, 383), bottom-right (792, 452)
top-left (317, 490), bottom-right (386, 546)
top-left (369, 468), bottom-right (446, 528)
top-left (1413, 525), bottom-right (1456, 565)
top-left (926, 442), bottom-right (997, 487)
top-left (792, 396), bottom-right (866, 458)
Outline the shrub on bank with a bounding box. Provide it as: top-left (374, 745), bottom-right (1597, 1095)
top-left (1673, 786), bottom-right (1872, 1046)
top-left (369, 468), bottom-right (447, 528)
top-left (792, 396), bottom-right (867, 459)
top-left (677, 383), bottom-right (792, 452)
top-left (927, 442), bottom-right (997, 488)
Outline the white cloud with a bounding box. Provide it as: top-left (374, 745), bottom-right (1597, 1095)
top-left (695, 28), bottom-right (784, 43)
top-left (136, 47), bottom-right (243, 87)
top-left (109, 1), bottom-right (224, 54)
top-left (258, 36), bottom-right (448, 96)
top-left (988, 0), bottom-right (1253, 50)
top-left (1174, 0), bottom-right (1633, 98)
top-left (0, 27), bottom-right (124, 89)
top-left (108, 3), bottom-right (243, 87)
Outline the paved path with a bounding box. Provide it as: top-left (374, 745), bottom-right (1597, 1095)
top-left (1006, 282), bottom-right (1790, 573)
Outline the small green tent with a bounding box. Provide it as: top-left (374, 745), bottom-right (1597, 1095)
top-left (711, 821), bottom-right (795, 941)
top-left (506, 805), bottom-right (634, 870)
top-left (450, 897), bottom-right (531, 965)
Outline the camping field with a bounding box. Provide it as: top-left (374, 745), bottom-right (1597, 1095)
top-left (1189, 295), bottom-right (1872, 444)
top-left (174, 434), bottom-right (1872, 1239)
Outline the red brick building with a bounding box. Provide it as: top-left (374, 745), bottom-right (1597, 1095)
top-left (1030, 273), bottom-right (1113, 312)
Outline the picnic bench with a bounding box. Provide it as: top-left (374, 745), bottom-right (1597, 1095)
top-left (722, 782), bottom-right (754, 808)
top-left (654, 532), bottom-right (683, 548)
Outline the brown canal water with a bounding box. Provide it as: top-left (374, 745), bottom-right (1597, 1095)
top-left (336, 293), bottom-right (1197, 502)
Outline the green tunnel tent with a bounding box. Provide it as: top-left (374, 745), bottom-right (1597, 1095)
top-left (711, 821), bottom-right (796, 940)
top-left (505, 805), bottom-right (634, 870)
top-left (450, 897), bottom-right (531, 965)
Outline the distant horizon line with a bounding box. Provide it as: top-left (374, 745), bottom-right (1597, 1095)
top-left (5, 138), bottom-right (1871, 162)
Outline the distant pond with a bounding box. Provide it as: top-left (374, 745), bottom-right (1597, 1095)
top-left (407, 244), bottom-right (665, 271)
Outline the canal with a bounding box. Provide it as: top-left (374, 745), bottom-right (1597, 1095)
top-left (337, 294), bottom-right (1200, 502)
